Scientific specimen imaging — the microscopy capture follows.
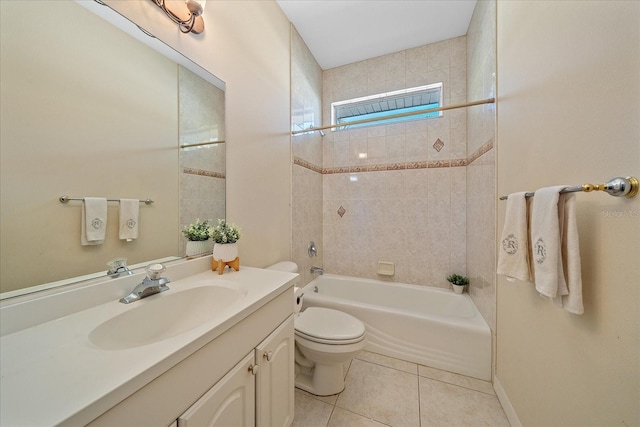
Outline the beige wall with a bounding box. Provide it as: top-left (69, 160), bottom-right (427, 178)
top-left (496, 1), bottom-right (640, 426)
top-left (106, 0), bottom-right (293, 268)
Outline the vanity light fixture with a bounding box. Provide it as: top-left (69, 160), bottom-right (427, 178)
top-left (151, 0), bottom-right (206, 34)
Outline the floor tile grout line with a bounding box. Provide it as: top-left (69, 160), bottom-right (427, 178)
top-left (354, 353), bottom-right (497, 397)
top-left (417, 365), bottom-right (494, 384)
top-left (417, 369), bottom-right (423, 427)
top-left (357, 351), bottom-right (494, 382)
top-left (418, 375), bottom-right (497, 397)
top-left (331, 404), bottom-right (395, 427)
top-left (338, 358), bottom-right (422, 426)
top-left (325, 403), bottom-right (337, 427)
top-left (292, 353), bottom-right (504, 427)
top-left (353, 355), bottom-right (419, 376)
top-left (354, 356), bottom-right (496, 397)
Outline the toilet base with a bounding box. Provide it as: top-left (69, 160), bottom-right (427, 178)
top-left (295, 362), bottom-right (345, 396)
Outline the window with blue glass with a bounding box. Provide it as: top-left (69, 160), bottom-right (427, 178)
top-left (331, 83), bottom-right (442, 130)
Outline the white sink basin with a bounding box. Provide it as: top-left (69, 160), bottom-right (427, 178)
top-left (89, 283), bottom-right (246, 350)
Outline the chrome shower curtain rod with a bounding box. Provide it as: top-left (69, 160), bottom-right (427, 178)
top-left (291, 97), bottom-right (495, 135)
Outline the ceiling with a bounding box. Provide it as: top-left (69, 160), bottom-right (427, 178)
top-left (276, 0), bottom-right (478, 70)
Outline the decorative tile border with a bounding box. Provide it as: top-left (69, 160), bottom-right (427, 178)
top-left (293, 157), bottom-right (323, 174)
top-left (467, 139), bottom-right (494, 165)
top-left (293, 139), bottom-right (493, 175)
top-left (182, 167), bottom-right (225, 179)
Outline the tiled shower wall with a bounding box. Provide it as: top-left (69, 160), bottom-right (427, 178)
top-left (291, 27), bottom-right (324, 285)
top-left (178, 65), bottom-right (226, 256)
top-left (466, 0), bottom-right (497, 333)
top-left (290, 3), bottom-right (497, 299)
top-left (321, 38), bottom-right (468, 287)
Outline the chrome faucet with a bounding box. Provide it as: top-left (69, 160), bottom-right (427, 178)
top-left (119, 263), bottom-right (170, 304)
top-left (310, 266), bottom-right (324, 275)
top-left (106, 257), bottom-right (133, 278)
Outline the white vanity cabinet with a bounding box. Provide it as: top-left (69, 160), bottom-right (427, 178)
top-left (177, 316), bottom-right (294, 427)
top-left (255, 314), bottom-right (295, 427)
top-left (85, 288), bottom-right (294, 427)
top-left (178, 352), bottom-right (256, 426)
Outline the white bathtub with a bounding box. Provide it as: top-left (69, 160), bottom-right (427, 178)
top-left (301, 274), bottom-right (492, 381)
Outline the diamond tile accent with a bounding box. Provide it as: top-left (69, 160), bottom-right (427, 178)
top-left (337, 205), bottom-right (346, 217)
top-left (433, 138), bottom-right (445, 152)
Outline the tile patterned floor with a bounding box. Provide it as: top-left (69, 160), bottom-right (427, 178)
top-left (292, 351), bottom-right (509, 427)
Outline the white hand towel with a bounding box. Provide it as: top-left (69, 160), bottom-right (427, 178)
top-left (119, 199), bottom-right (139, 241)
top-left (497, 192), bottom-right (532, 282)
top-left (530, 186), bottom-right (569, 299)
top-left (560, 193), bottom-right (584, 314)
top-left (81, 197), bottom-right (107, 245)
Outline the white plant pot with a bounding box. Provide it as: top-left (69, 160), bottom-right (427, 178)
top-left (213, 242), bottom-right (238, 262)
top-left (452, 284), bottom-right (465, 294)
top-left (185, 240), bottom-right (212, 257)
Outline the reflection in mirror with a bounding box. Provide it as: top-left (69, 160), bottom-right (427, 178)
top-left (178, 66), bottom-right (226, 256)
top-left (0, 1), bottom-right (225, 297)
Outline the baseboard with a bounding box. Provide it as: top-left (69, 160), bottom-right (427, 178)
top-left (494, 376), bottom-right (522, 427)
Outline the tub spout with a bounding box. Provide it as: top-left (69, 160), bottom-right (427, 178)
top-left (310, 266), bottom-right (324, 275)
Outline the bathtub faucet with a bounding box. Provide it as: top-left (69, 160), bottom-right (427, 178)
top-left (310, 266), bottom-right (324, 275)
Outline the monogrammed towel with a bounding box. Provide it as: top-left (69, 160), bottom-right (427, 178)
top-left (497, 192), bottom-right (532, 282)
top-left (119, 199), bottom-right (139, 241)
top-left (81, 197), bottom-right (107, 245)
top-left (530, 186), bottom-right (569, 299)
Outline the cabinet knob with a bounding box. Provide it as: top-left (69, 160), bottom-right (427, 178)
top-left (248, 364), bottom-right (259, 375)
top-left (263, 351), bottom-right (273, 362)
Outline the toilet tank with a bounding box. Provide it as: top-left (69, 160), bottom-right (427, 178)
top-left (266, 262), bottom-right (299, 273)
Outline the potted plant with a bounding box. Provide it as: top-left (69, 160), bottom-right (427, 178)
top-left (182, 219), bottom-right (212, 257)
top-left (447, 273), bottom-right (469, 294)
top-left (211, 218), bottom-right (241, 263)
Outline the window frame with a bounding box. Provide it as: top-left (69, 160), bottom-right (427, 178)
top-left (330, 82), bottom-right (443, 131)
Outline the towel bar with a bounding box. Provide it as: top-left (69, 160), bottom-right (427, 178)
top-left (499, 176), bottom-right (638, 200)
top-left (59, 195), bottom-right (154, 205)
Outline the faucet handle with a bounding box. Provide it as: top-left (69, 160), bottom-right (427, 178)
top-left (107, 257), bottom-right (128, 270)
top-left (146, 263), bottom-right (166, 280)
top-left (107, 257), bottom-right (132, 277)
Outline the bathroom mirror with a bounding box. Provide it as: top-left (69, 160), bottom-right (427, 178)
top-left (0, 1), bottom-right (225, 297)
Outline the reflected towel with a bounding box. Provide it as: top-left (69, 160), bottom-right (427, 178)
top-left (119, 199), bottom-right (139, 241)
top-left (497, 192), bottom-right (532, 282)
top-left (81, 197), bottom-right (107, 245)
top-left (531, 186), bottom-right (568, 299)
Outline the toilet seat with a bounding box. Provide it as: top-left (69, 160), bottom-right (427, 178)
top-left (295, 307), bottom-right (365, 345)
top-left (295, 330), bottom-right (365, 345)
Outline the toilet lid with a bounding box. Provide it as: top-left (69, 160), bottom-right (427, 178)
top-left (295, 307), bottom-right (365, 342)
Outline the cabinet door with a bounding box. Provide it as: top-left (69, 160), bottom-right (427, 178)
top-left (178, 352), bottom-right (256, 427)
top-left (255, 315), bottom-right (295, 427)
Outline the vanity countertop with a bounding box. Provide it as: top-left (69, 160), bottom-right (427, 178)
top-left (0, 265), bottom-right (297, 426)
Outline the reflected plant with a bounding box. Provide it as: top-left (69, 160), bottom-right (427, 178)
top-left (182, 219), bottom-right (211, 241)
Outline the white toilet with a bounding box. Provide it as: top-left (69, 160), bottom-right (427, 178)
top-left (267, 262), bottom-right (366, 396)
